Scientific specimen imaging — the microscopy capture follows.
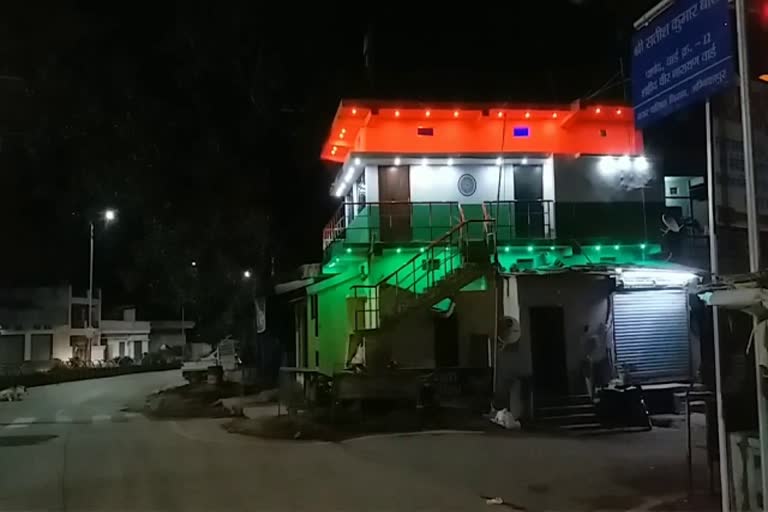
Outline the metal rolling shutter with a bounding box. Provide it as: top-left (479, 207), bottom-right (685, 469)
top-left (30, 334), bottom-right (53, 361)
top-left (0, 334), bottom-right (25, 366)
top-left (613, 290), bottom-right (690, 384)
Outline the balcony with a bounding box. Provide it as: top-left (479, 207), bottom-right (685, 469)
top-left (323, 201), bottom-right (463, 250)
top-left (323, 200), bottom-right (667, 253)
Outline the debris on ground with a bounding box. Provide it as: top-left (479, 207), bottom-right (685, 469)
top-left (490, 408), bottom-right (521, 430)
top-left (224, 405), bottom-right (497, 441)
top-left (144, 382), bottom-right (241, 418)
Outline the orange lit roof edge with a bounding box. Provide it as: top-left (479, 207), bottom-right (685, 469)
top-left (321, 99), bottom-right (643, 164)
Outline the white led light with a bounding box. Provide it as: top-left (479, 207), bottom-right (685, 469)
top-left (447, 157), bottom-right (454, 166)
top-left (634, 156), bottom-right (650, 172)
top-left (521, 157), bottom-right (528, 165)
top-left (495, 156), bottom-right (503, 166)
top-left (354, 157), bottom-right (361, 166)
top-left (620, 268), bottom-right (698, 288)
top-left (618, 155), bottom-right (632, 171)
top-left (598, 156), bottom-right (616, 174)
top-left (394, 157), bottom-right (401, 165)
top-left (421, 157), bottom-right (428, 167)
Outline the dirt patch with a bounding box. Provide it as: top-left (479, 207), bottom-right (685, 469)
top-left (224, 406), bottom-right (498, 441)
top-left (145, 382), bottom-right (240, 419)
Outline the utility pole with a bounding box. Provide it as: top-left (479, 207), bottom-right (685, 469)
top-left (735, 0), bottom-right (768, 508)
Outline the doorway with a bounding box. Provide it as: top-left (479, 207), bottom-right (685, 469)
top-left (513, 165), bottom-right (544, 238)
top-left (434, 313), bottom-right (459, 367)
top-left (378, 165), bottom-right (411, 242)
top-left (530, 306), bottom-right (569, 395)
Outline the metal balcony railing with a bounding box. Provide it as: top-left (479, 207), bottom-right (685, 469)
top-left (322, 201), bottom-right (462, 250)
top-left (351, 218), bottom-right (493, 331)
top-left (484, 200), bottom-right (554, 242)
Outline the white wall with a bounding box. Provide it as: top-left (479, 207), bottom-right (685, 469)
top-left (410, 165), bottom-right (515, 203)
top-left (361, 162), bottom-right (561, 205)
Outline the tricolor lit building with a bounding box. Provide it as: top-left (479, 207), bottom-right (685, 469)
top-left (286, 100), bottom-right (701, 425)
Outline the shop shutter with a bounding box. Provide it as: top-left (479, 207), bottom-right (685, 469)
top-left (613, 290), bottom-right (690, 384)
top-left (0, 334), bottom-right (25, 367)
top-left (30, 334), bottom-right (53, 361)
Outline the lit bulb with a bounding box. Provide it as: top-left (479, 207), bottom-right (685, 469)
top-left (394, 157), bottom-right (401, 165)
top-left (552, 112), bottom-right (558, 119)
top-left (447, 157), bottom-right (454, 166)
top-left (394, 110), bottom-right (400, 117)
top-left (425, 110), bottom-right (431, 117)
top-left (453, 110), bottom-right (459, 118)
top-left (598, 156), bottom-right (616, 174)
top-left (497, 111), bottom-right (503, 118)
top-left (525, 112), bottom-right (531, 119)
top-left (618, 155), bottom-right (632, 170)
top-left (351, 108), bottom-right (357, 115)
top-left (595, 107), bottom-right (602, 114)
top-left (633, 156), bottom-right (650, 172)
top-left (495, 157), bottom-right (503, 166)
top-left (521, 157), bottom-right (528, 165)
top-left (354, 157), bottom-right (361, 166)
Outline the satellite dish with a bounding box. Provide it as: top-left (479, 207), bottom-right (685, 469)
top-left (661, 213), bottom-right (682, 234)
top-left (498, 316), bottom-right (521, 349)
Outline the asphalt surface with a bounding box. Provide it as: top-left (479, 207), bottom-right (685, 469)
top-left (0, 371), bottom-right (709, 511)
top-left (0, 371), bottom-right (488, 511)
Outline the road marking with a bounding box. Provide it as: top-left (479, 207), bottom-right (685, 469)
top-left (122, 411), bottom-right (140, 419)
top-left (6, 417), bottom-right (36, 430)
top-left (92, 414), bottom-right (111, 423)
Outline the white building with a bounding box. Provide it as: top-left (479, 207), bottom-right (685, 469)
top-left (0, 285), bottom-right (102, 368)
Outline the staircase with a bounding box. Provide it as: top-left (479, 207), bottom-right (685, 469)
top-left (533, 394), bottom-right (601, 432)
top-left (352, 217), bottom-right (494, 333)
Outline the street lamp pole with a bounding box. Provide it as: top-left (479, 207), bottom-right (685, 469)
top-left (88, 221), bottom-right (95, 359)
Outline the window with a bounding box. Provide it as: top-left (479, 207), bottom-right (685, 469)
top-left (310, 295), bottom-right (319, 336)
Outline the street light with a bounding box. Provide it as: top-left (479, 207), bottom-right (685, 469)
top-left (88, 208), bottom-right (117, 361)
top-left (243, 270), bottom-right (252, 279)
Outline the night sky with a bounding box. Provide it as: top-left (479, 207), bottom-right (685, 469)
top-left (0, 2), bottom-right (703, 322)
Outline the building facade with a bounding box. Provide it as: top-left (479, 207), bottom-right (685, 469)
top-left (289, 100), bottom-right (700, 412)
top-left (0, 286), bottom-right (102, 370)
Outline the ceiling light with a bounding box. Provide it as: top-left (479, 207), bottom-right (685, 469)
top-left (552, 112), bottom-right (558, 119)
top-left (521, 157), bottom-right (528, 165)
top-left (525, 112), bottom-right (531, 119)
top-left (618, 155), bottom-right (632, 170)
top-left (616, 109), bottom-right (623, 115)
top-left (595, 107), bottom-right (602, 114)
top-left (633, 156), bottom-right (650, 172)
top-left (339, 132), bottom-right (345, 139)
top-left (447, 157), bottom-right (454, 166)
top-left (354, 157), bottom-right (361, 166)
top-left (425, 110), bottom-right (431, 117)
top-left (394, 110), bottom-right (400, 117)
top-left (351, 108), bottom-right (357, 115)
top-left (495, 157), bottom-right (503, 166)
top-left (453, 110), bottom-right (459, 118)
top-left (497, 111), bottom-right (504, 118)
top-left (394, 157), bottom-right (401, 165)
top-left (598, 156), bottom-right (616, 174)
top-left (421, 157), bottom-right (428, 167)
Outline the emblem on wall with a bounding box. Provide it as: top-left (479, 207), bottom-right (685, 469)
top-left (457, 174), bottom-right (477, 197)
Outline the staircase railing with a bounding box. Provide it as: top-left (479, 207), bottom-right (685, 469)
top-left (351, 218), bottom-right (493, 331)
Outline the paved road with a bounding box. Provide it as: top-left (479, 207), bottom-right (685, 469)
top-left (0, 371), bottom-right (489, 511)
top-left (0, 371), bottom-right (709, 511)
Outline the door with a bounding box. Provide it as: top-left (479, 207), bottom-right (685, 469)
top-left (134, 340), bottom-right (143, 360)
top-left (613, 290), bottom-right (690, 383)
top-left (378, 165), bottom-right (411, 242)
top-left (530, 306), bottom-right (568, 395)
top-left (434, 314), bottom-right (459, 367)
top-left (513, 165), bottom-right (544, 238)
top-left (0, 334), bottom-right (25, 366)
top-left (30, 334), bottom-right (53, 361)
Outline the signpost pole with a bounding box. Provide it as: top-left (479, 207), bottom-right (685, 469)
top-left (735, 2), bottom-right (768, 508)
top-left (706, 98), bottom-right (730, 511)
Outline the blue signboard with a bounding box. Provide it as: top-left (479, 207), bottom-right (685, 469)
top-left (632, 0), bottom-right (734, 128)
